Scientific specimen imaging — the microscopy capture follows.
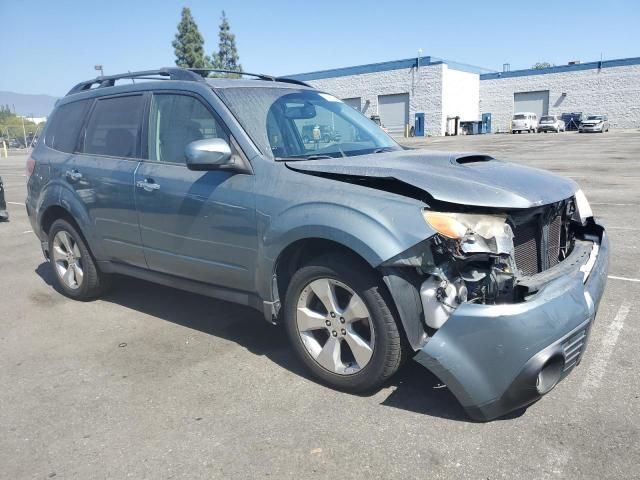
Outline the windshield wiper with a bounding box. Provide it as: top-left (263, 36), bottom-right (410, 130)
top-left (372, 147), bottom-right (396, 154)
top-left (276, 154), bottom-right (336, 162)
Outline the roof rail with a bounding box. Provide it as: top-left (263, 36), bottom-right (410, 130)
top-left (66, 67), bottom-right (312, 96)
top-left (66, 68), bottom-right (205, 96)
top-left (187, 68), bottom-right (312, 87)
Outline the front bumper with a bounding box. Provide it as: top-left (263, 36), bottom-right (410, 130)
top-left (580, 124), bottom-right (603, 132)
top-left (538, 125), bottom-right (559, 131)
top-left (414, 226), bottom-right (609, 421)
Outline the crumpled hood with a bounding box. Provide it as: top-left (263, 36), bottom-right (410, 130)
top-left (286, 150), bottom-right (578, 209)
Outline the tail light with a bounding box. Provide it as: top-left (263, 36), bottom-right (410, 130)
top-left (26, 155), bottom-right (36, 177)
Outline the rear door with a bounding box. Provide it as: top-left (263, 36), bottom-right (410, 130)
top-left (71, 94), bottom-right (147, 267)
top-left (134, 91), bottom-right (257, 291)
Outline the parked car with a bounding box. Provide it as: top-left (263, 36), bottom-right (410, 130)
top-left (26, 68), bottom-right (608, 421)
top-left (0, 176), bottom-right (8, 221)
top-left (511, 112), bottom-right (538, 133)
top-left (579, 115), bottom-right (610, 133)
top-left (538, 115), bottom-right (566, 133)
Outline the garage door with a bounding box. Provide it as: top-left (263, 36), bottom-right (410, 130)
top-left (378, 93), bottom-right (409, 136)
top-left (342, 97), bottom-right (361, 112)
top-left (513, 91), bottom-right (549, 119)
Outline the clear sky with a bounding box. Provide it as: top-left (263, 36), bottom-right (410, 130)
top-left (1, 0), bottom-right (639, 96)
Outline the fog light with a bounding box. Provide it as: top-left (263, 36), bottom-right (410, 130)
top-left (536, 356), bottom-right (565, 394)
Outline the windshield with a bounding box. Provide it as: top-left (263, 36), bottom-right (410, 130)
top-left (216, 87), bottom-right (400, 160)
top-left (513, 114), bottom-right (526, 120)
top-left (587, 116), bottom-right (603, 120)
top-left (540, 116), bottom-right (555, 122)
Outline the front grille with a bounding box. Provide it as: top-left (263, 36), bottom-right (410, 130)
top-left (562, 327), bottom-right (588, 372)
top-left (513, 223), bottom-right (540, 275)
top-left (547, 215), bottom-right (562, 268)
top-left (511, 201), bottom-right (571, 276)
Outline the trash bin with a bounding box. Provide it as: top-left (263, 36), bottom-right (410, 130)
top-left (414, 112), bottom-right (425, 136)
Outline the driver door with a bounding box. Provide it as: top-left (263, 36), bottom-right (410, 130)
top-left (134, 91), bottom-right (257, 292)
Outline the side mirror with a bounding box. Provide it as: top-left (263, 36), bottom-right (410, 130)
top-left (185, 138), bottom-right (233, 171)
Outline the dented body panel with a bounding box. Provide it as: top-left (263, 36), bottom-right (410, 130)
top-left (415, 226), bottom-right (609, 421)
top-left (286, 150), bottom-right (578, 209)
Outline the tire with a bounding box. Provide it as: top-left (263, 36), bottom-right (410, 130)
top-left (283, 254), bottom-right (405, 392)
top-left (48, 219), bottom-right (110, 300)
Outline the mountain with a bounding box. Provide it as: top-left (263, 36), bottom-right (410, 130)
top-left (0, 91), bottom-right (59, 118)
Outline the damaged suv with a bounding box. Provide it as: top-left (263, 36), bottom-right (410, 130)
top-left (26, 68), bottom-right (608, 421)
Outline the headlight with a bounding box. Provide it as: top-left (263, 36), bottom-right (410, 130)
top-left (574, 189), bottom-right (592, 223)
top-left (422, 210), bottom-right (513, 254)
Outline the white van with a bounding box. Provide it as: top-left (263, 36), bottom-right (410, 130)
top-left (511, 112), bottom-right (538, 134)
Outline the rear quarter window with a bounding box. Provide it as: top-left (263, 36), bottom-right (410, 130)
top-left (45, 100), bottom-right (91, 153)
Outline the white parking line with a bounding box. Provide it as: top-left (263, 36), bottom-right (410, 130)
top-left (608, 275), bottom-right (640, 283)
top-left (22, 230), bottom-right (33, 234)
top-left (607, 226), bottom-right (640, 231)
top-left (7, 202), bottom-right (24, 206)
top-left (578, 303), bottom-right (631, 400)
top-left (591, 202), bottom-right (639, 207)
top-left (0, 173), bottom-right (26, 177)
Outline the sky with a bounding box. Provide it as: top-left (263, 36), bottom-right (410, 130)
top-left (1, 0), bottom-right (639, 96)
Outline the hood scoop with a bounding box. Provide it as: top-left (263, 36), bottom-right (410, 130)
top-left (454, 155), bottom-right (494, 165)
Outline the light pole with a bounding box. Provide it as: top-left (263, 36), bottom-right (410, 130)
top-left (94, 64), bottom-right (104, 77)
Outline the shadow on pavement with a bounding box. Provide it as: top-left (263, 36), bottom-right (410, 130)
top-left (35, 262), bottom-right (525, 423)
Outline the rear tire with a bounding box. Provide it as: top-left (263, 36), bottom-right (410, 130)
top-left (283, 254), bottom-right (405, 392)
top-left (48, 219), bottom-right (111, 300)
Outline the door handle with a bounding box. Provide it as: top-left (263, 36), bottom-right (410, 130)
top-left (65, 169), bottom-right (83, 181)
top-left (136, 179), bottom-right (160, 192)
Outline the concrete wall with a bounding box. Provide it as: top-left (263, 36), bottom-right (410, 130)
top-left (442, 66), bottom-right (480, 135)
top-left (307, 63), bottom-right (445, 136)
top-left (480, 64), bottom-right (640, 132)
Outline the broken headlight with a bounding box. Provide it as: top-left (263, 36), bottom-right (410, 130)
top-left (422, 210), bottom-right (514, 255)
top-left (573, 189), bottom-right (593, 225)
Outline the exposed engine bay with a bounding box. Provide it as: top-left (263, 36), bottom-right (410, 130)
top-left (384, 192), bottom-right (603, 331)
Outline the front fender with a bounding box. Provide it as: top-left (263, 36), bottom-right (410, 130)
top-left (257, 199), bottom-right (432, 337)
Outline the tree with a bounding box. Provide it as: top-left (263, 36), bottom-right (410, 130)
top-left (532, 62), bottom-right (554, 69)
top-left (172, 7), bottom-right (209, 71)
top-left (210, 11), bottom-right (242, 76)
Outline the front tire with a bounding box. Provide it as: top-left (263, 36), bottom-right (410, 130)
top-left (283, 254), bottom-right (405, 392)
top-left (48, 219), bottom-right (110, 300)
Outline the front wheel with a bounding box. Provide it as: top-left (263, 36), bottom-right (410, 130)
top-left (284, 255), bottom-right (405, 392)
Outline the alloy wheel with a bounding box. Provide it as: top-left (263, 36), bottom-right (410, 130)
top-left (51, 230), bottom-right (84, 290)
top-left (296, 278), bottom-right (375, 375)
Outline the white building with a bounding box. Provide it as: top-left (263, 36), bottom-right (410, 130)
top-left (289, 56), bottom-right (640, 136)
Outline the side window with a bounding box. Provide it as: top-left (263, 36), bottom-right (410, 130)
top-left (83, 95), bottom-right (144, 158)
top-left (45, 100), bottom-right (91, 153)
top-left (148, 93), bottom-right (229, 164)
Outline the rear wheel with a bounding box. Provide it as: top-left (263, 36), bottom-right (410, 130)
top-left (284, 254), bottom-right (405, 392)
top-left (48, 219), bottom-right (110, 300)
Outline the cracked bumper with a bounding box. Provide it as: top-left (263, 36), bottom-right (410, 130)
top-left (415, 228), bottom-right (609, 421)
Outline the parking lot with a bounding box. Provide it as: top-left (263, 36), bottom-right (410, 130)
top-left (1, 130), bottom-right (639, 479)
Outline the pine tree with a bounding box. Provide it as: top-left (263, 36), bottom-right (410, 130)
top-left (172, 7), bottom-right (209, 72)
top-left (211, 11), bottom-right (242, 76)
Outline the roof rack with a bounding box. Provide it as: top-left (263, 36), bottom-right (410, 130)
top-left (66, 67), bottom-right (312, 97)
top-left (187, 68), bottom-right (311, 87)
top-left (66, 68), bottom-right (204, 96)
